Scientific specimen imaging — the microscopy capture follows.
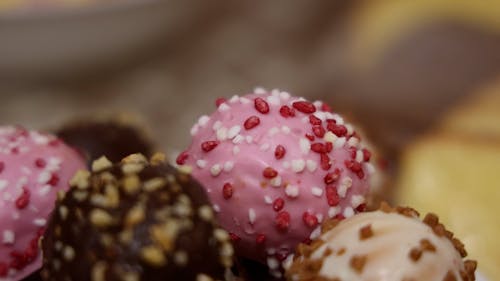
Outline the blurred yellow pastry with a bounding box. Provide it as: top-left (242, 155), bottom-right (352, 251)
top-left (397, 78), bottom-right (500, 279)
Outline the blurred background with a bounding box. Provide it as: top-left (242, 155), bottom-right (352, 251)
top-left (0, 0), bottom-right (499, 279)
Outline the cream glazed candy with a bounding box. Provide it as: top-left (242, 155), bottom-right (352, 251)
top-left (0, 126), bottom-right (86, 281)
top-left (286, 203), bottom-right (477, 281)
top-left (178, 89), bottom-right (376, 270)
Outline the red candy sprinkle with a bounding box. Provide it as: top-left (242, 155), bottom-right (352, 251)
top-left (302, 212), bottom-right (319, 228)
top-left (0, 162), bottom-right (4, 173)
top-left (345, 160), bottom-right (362, 172)
top-left (292, 101), bottom-right (316, 114)
top-left (309, 115), bottom-right (322, 125)
top-left (34, 158), bottom-right (46, 168)
top-left (47, 174), bottom-right (59, 186)
top-left (311, 143), bottom-right (326, 153)
top-left (356, 204), bottom-right (367, 212)
top-left (326, 186), bottom-right (340, 206)
top-left (274, 145), bottom-right (286, 159)
top-left (272, 198), bottom-right (285, 212)
top-left (275, 211), bottom-right (291, 230)
top-left (357, 170), bottom-right (365, 180)
top-left (176, 151), bottom-right (189, 165)
top-left (48, 139), bottom-right (61, 147)
top-left (279, 105), bottom-right (295, 118)
top-left (229, 233), bottom-right (241, 242)
top-left (222, 183), bottom-right (233, 199)
top-left (312, 125), bottom-right (325, 138)
top-left (256, 234), bottom-right (266, 244)
top-left (15, 188), bottom-right (30, 209)
top-left (201, 140), bottom-right (219, 152)
top-left (305, 134), bottom-right (315, 141)
top-left (263, 167), bottom-right (278, 179)
top-left (321, 103), bottom-right (332, 112)
top-left (320, 154), bottom-right (331, 170)
top-left (325, 142), bottom-right (333, 152)
top-left (327, 122), bottom-right (348, 137)
top-left (244, 116), bottom-right (260, 130)
top-left (254, 98), bottom-right (270, 114)
top-left (324, 169), bottom-right (341, 184)
top-left (215, 97), bottom-right (227, 107)
top-left (362, 148), bottom-right (371, 162)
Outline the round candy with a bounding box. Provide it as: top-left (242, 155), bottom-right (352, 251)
top-left (179, 89), bottom-right (375, 267)
top-left (41, 154), bottom-right (234, 281)
top-left (0, 126), bottom-right (86, 281)
top-left (286, 203), bottom-right (477, 281)
top-left (55, 115), bottom-right (155, 166)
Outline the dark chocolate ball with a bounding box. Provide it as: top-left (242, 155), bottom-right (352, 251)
top-left (55, 117), bottom-right (155, 166)
top-left (41, 153), bottom-right (234, 281)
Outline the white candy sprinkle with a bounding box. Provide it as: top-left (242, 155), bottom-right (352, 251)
top-left (248, 208), bottom-right (256, 224)
top-left (343, 207), bottom-right (354, 218)
top-left (301, 116), bottom-right (308, 123)
top-left (3, 230), bottom-right (15, 245)
top-left (232, 134), bottom-right (244, 144)
top-left (38, 185), bottom-right (51, 196)
top-left (33, 218), bottom-right (47, 226)
top-left (210, 164), bottom-right (222, 176)
top-left (299, 138), bottom-right (310, 155)
top-left (227, 126), bottom-right (241, 140)
top-left (268, 127), bottom-right (280, 136)
top-left (280, 91), bottom-right (291, 100)
top-left (285, 185), bottom-right (299, 198)
top-left (338, 177), bottom-right (353, 198)
top-left (334, 137), bottom-right (346, 149)
top-left (216, 127), bottom-right (228, 141)
top-left (323, 131), bottom-right (337, 143)
top-left (313, 100), bottom-right (322, 108)
top-left (309, 227), bottom-right (322, 240)
top-left (31, 132), bottom-right (50, 145)
top-left (229, 95), bottom-right (239, 103)
top-left (218, 103), bottom-right (230, 112)
top-left (37, 171), bottom-right (51, 184)
top-left (267, 257), bottom-right (279, 270)
top-left (347, 137), bottom-right (360, 148)
top-left (281, 126), bottom-right (291, 134)
top-left (260, 143), bottom-right (270, 151)
top-left (328, 206), bottom-right (341, 218)
top-left (271, 89), bottom-right (280, 97)
top-left (306, 160), bottom-right (317, 172)
top-left (355, 150), bottom-right (364, 163)
top-left (351, 195), bottom-right (365, 208)
top-left (313, 112), bottom-right (326, 122)
top-left (190, 125), bottom-right (199, 136)
top-left (291, 159), bottom-right (305, 173)
top-left (264, 196), bottom-right (273, 204)
top-left (196, 160), bottom-right (207, 169)
top-left (213, 204), bottom-right (220, 212)
top-left (270, 176), bottom-right (282, 187)
top-left (254, 87), bottom-right (267, 94)
top-left (311, 187), bottom-right (323, 197)
top-left (212, 121), bottom-right (222, 131)
top-left (0, 180), bottom-right (8, 191)
top-left (245, 136), bottom-right (253, 143)
top-left (198, 115), bottom-right (210, 127)
top-left (266, 95), bottom-right (280, 106)
top-left (316, 213), bottom-right (324, 223)
top-left (365, 163), bottom-right (376, 175)
top-left (267, 248), bottom-right (276, 255)
top-left (240, 97), bottom-right (251, 104)
top-left (232, 146), bottom-right (240, 155)
top-left (21, 166), bottom-right (31, 175)
top-left (282, 161), bottom-right (290, 169)
top-left (223, 161), bottom-right (234, 172)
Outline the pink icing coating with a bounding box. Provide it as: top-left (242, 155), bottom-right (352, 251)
top-left (181, 90), bottom-right (375, 265)
top-left (0, 126), bottom-right (86, 281)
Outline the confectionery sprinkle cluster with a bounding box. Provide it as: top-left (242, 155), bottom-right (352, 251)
top-left (179, 89), bottom-right (375, 276)
top-left (41, 153), bottom-right (234, 281)
top-left (285, 202), bottom-right (477, 281)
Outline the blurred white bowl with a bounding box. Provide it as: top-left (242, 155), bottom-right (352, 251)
top-left (0, 0), bottom-right (205, 79)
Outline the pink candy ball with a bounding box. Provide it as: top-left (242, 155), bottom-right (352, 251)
top-left (179, 90), bottom-right (375, 266)
top-left (0, 126), bottom-right (86, 281)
